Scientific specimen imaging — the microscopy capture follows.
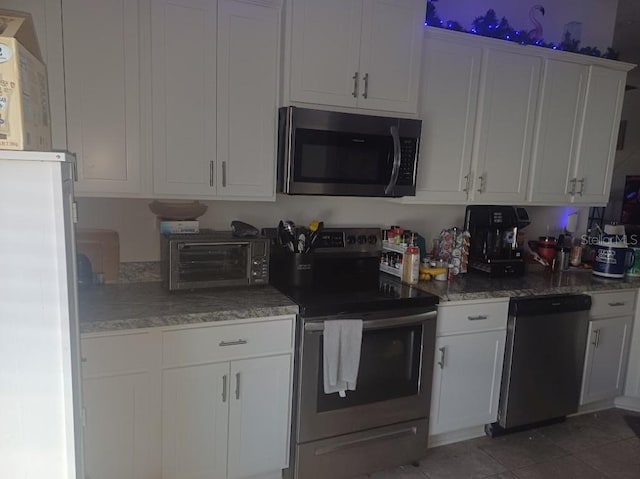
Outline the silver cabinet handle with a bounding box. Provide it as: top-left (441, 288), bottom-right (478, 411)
top-left (219, 339), bottom-right (248, 347)
top-left (569, 178), bottom-right (577, 196)
top-left (222, 161), bottom-right (227, 188)
top-left (592, 329), bottom-right (601, 348)
top-left (468, 315), bottom-right (488, 321)
top-left (608, 302), bottom-right (626, 307)
top-left (209, 160), bottom-right (214, 187)
top-left (577, 178), bottom-right (585, 196)
top-left (437, 347), bottom-right (446, 369)
top-left (235, 372), bottom-right (240, 400)
top-left (222, 375), bottom-right (228, 402)
top-left (362, 73), bottom-right (369, 99)
top-left (477, 174), bottom-right (486, 193)
top-left (384, 124), bottom-right (401, 196)
top-left (352, 72), bottom-right (359, 98)
top-left (463, 174), bottom-right (471, 195)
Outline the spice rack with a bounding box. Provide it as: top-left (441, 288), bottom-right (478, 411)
top-left (379, 240), bottom-right (408, 278)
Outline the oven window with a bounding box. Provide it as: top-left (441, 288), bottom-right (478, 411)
top-left (316, 324), bottom-right (422, 412)
top-left (294, 129), bottom-right (392, 184)
top-left (177, 243), bottom-right (248, 283)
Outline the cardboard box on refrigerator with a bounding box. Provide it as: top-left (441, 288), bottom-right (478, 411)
top-left (0, 9), bottom-right (51, 150)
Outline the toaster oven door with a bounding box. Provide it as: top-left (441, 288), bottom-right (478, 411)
top-left (171, 242), bottom-right (251, 289)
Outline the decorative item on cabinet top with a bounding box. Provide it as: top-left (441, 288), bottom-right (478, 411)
top-left (148, 200), bottom-right (208, 220)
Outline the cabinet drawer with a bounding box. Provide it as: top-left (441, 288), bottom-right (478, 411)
top-left (162, 319), bottom-right (294, 368)
top-left (589, 290), bottom-right (636, 318)
top-left (81, 332), bottom-right (153, 378)
top-left (437, 300), bottom-right (508, 335)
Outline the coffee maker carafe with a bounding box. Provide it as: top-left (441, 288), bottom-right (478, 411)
top-left (464, 206), bottom-right (529, 276)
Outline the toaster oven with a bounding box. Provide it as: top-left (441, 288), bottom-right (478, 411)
top-left (160, 231), bottom-right (269, 290)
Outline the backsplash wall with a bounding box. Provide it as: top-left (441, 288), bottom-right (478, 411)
top-left (77, 197), bottom-right (587, 262)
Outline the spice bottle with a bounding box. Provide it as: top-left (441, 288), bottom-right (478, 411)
top-left (402, 246), bottom-right (420, 285)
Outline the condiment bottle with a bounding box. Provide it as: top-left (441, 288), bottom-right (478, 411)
top-left (402, 246), bottom-right (420, 285)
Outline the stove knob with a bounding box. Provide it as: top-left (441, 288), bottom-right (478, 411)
top-left (357, 235), bottom-right (367, 245)
top-left (368, 235), bottom-right (378, 245)
top-left (347, 235), bottom-right (357, 245)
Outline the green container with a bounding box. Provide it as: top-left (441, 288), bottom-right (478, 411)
top-left (627, 247), bottom-right (640, 277)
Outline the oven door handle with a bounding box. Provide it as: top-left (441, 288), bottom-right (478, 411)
top-left (304, 310), bottom-right (437, 332)
top-left (384, 124), bottom-right (401, 196)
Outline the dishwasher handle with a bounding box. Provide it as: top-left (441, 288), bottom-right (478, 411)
top-left (509, 294), bottom-right (591, 316)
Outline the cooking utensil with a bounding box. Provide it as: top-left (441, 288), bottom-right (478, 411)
top-left (298, 233), bottom-right (306, 254)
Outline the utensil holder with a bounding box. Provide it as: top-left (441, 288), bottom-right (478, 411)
top-left (271, 250), bottom-right (314, 287)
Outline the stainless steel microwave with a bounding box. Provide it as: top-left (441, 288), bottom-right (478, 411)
top-left (277, 107), bottom-right (421, 197)
top-left (160, 231), bottom-right (269, 290)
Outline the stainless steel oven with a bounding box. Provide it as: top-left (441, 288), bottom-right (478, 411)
top-left (291, 307), bottom-right (436, 479)
top-left (277, 107), bottom-right (421, 197)
top-left (268, 227), bottom-right (439, 479)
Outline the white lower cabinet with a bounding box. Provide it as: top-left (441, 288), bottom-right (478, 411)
top-left (581, 315), bottom-right (633, 405)
top-left (81, 316), bottom-right (294, 479)
top-left (429, 300), bottom-right (508, 437)
top-left (80, 331), bottom-right (161, 479)
top-left (162, 355), bottom-right (292, 479)
top-left (581, 290), bottom-right (636, 405)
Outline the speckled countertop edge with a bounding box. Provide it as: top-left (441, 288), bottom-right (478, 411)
top-left (80, 306), bottom-right (300, 334)
top-left (78, 283), bottom-right (299, 334)
top-left (415, 270), bottom-right (640, 303)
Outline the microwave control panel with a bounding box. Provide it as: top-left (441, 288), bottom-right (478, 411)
top-left (398, 138), bottom-right (417, 185)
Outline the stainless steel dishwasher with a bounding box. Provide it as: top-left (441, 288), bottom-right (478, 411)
top-left (487, 294), bottom-right (591, 436)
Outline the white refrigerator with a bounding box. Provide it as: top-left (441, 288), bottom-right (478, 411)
top-left (0, 151), bottom-right (83, 478)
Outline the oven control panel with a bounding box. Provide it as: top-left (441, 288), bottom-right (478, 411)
top-left (315, 228), bottom-right (381, 254)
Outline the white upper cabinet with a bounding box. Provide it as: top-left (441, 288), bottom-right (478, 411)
top-left (528, 62), bottom-right (626, 206)
top-left (528, 59), bottom-right (588, 204)
top-left (216, 0), bottom-right (280, 199)
top-left (12, 0), bottom-right (66, 149)
top-left (572, 66), bottom-right (626, 204)
top-left (63, 0), bottom-right (143, 195)
top-left (411, 28), bottom-right (633, 207)
top-left (470, 49), bottom-right (541, 204)
top-left (357, 0), bottom-right (424, 112)
top-left (152, 0), bottom-right (281, 200)
top-left (289, 0), bottom-right (362, 108)
top-left (410, 31), bottom-right (481, 204)
top-left (288, 0), bottom-right (425, 113)
top-left (151, 0), bottom-right (218, 197)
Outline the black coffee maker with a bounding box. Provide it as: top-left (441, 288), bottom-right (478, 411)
top-left (464, 205), bottom-right (530, 277)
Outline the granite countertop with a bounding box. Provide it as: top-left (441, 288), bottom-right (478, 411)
top-left (78, 282), bottom-right (299, 334)
top-left (415, 269), bottom-right (640, 302)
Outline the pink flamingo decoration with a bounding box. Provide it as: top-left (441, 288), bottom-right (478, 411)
top-left (528, 4), bottom-right (545, 41)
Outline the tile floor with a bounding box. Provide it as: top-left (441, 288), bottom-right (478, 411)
top-left (355, 408), bottom-right (640, 479)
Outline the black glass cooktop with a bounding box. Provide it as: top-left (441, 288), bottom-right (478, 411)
top-left (273, 273), bottom-right (439, 317)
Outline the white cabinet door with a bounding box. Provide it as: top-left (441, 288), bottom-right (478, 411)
top-left (10, 0), bottom-right (66, 149)
top-left (430, 330), bottom-right (506, 435)
top-left (227, 355), bottom-right (292, 479)
top-left (162, 363), bottom-right (230, 479)
top-left (81, 332), bottom-right (160, 479)
top-left (289, 0), bottom-right (362, 107)
top-left (412, 34), bottom-right (481, 203)
top-left (63, 0), bottom-right (143, 195)
top-left (471, 49), bottom-right (541, 204)
top-left (216, 0), bottom-right (279, 199)
top-left (529, 59), bottom-right (588, 203)
top-left (357, 0), bottom-right (425, 113)
top-left (572, 66), bottom-right (626, 205)
top-left (151, 0), bottom-right (218, 196)
top-left (581, 316), bottom-right (633, 405)
top-left (83, 374), bottom-right (155, 479)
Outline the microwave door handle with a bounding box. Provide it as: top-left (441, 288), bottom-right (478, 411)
top-left (384, 125), bottom-right (401, 196)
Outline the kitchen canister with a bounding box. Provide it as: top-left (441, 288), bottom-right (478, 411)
top-left (592, 235), bottom-right (635, 279)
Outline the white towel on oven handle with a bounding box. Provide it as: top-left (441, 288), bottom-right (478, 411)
top-left (323, 319), bottom-right (363, 397)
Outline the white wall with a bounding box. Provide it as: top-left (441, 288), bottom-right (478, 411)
top-left (434, 0), bottom-right (618, 52)
top-left (77, 197), bottom-right (581, 262)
